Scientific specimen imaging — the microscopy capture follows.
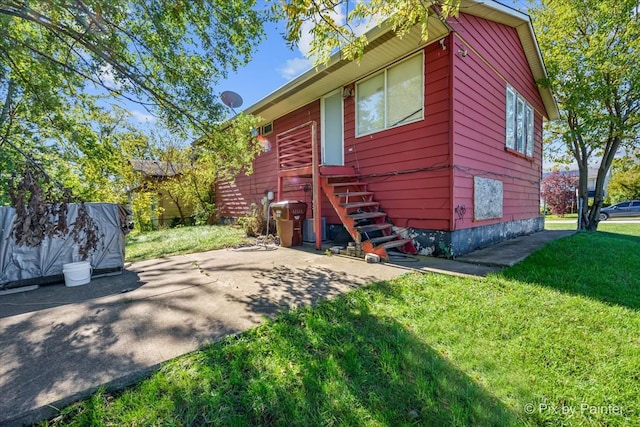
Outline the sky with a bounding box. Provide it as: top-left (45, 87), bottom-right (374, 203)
top-left (216, 19), bottom-right (312, 115)
top-left (214, 0), bottom-right (530, 116)
top-left (126, 0), bottom-right (530, 124)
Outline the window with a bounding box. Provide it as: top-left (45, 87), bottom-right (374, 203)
top-left (505, 86), bottom-right (534, 157)
top-left (525, 104), bottom-right (534, 157)
top-left (356, 53), bottom-right (424, 136)
top-left (261, 122), bottom-right (273, 135)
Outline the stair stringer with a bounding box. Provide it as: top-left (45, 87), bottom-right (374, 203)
top-left (319, 176), bottom-right (417, 261)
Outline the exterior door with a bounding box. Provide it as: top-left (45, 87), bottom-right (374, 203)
top-left (321, 90), bottom-right (344, 166)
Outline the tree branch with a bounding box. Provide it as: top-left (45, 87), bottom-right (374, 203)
top-left (1, 2), bottom-right (210, 133)
top-left (0, 78), bottom-right (16, 130)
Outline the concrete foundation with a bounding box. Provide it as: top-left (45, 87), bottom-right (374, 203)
top-left (407, 217), bottom-right (544, 257)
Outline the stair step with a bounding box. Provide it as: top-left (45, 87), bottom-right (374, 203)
top-left (340, 201), bottom-right (379, 209)
top-left (328, 181), bottom-right (366, 187)
top-left (319, 166), bottom-right (355, 176)
top-left (367, 234), bottom-right (399, 245)
top-left (324, 174), bottom-right (357, 180)
top-left (380, 238), bottom-right (414, 250)
top-left (348, 211), bottom-right (386, 220)
top-left (334, 191), bottom-right (374, 198)
top-left (356, 223), bottom-right (393, 233)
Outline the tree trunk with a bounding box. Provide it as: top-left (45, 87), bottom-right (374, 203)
top-left (576, 157), bottom-right (591, 230)
top-left (578, 136), bottom-right (621, 231)
top-left (165, 189), bottom-right (187, 225)
top-left (0, 79), bottom-right (17, 137)
top-left (206, 185), bottom-right (217, 225)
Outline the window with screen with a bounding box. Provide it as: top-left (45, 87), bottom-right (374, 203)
top-left (356, 53), bottom-right (424, 137)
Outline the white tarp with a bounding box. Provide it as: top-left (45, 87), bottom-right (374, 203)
top-left (0, 203), bottom-right (127, 288)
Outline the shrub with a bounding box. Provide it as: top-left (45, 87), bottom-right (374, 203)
top-left (541, 171), bottom-right (578, 216)
top-left (237, 203), bottom-right (267, 237)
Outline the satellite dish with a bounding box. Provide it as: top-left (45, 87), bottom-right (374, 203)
top-left (221, 91), bottom-right (243, 109)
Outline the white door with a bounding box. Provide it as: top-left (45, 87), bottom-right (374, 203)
top-left (321, 90), bottom-right (344, 166)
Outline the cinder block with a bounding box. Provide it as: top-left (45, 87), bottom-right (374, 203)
top-left (365, 253), bottom-right (380, 263)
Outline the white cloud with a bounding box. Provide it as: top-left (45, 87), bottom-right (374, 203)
top-left (275, 4), bottom-right (380, 81)
top-left (293, 4), bottom-right (376, 59)
top-left (276, 5), bottom-right (347, 81)
top-left (298, 6), bottom-right (346, 58)
top-left (130, 110), bottom-right (156, 123)
top-left (278, 57), bottom-right (312, 80)
top-left (99, 64), bottom-right (121, 89)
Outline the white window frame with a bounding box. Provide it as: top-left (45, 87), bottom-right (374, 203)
top-left (505, 85), bottom-right (534, 157)
top-left (261, 122), bottom-right (273, 135)
top-left (355, 52), bottom-right (424, 137)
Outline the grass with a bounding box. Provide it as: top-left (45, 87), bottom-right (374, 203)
top-left (544, 214), bottom-right (639, 222)
top-left (45, 227), bottom-right (640, 426)
top-left (545, 220), bottom-right (640, 236)
top-left (125, 225), bottom-right (247, 262)
top-left (543, 213), bottom-right (579, 220)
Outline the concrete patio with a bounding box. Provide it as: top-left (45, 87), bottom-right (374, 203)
top-left (0, 230), bottom-right (573, 426)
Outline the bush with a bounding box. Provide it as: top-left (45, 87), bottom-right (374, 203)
top-left (606, 166), bottom-right (640, 204)
top-left (541, 171), bottom-right (578, 216)
top-left (237, 203), bottom-right (267, 237)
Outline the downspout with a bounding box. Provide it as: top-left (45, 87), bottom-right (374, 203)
top-left (447, 32), bottom-right (456, 234)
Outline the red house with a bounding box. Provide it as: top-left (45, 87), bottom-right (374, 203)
top-left (217, 0), bottom-right (558, 259)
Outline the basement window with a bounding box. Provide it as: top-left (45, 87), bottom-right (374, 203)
top-left (505, 86), bottom-right (534, 157)
top-left (356, 52), bottom-right (424, 137)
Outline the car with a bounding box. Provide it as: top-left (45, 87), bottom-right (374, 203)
top-left (599, 200), bottom-right (640, 220)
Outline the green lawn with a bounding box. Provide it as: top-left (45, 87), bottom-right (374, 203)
top-left (125, 225), bottom-right (247, 262)
top-left (545, 220), bottom-right (640, 236)
top-left (45, 227), bottom-right (640, 426)
top-left (543, 213), bottom-right (579, 220)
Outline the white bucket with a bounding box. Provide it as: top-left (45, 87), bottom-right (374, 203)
top-left (62, 261), bottom-right (92, 287)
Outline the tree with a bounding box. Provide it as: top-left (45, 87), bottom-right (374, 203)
top-left (1, 0), bottom-right (267, 199)
top-left (607, 168), bottom-right (640, 204)
top-left (541, 171), bottom-right (579, 216)
top-left (1, 0), bottom-right (266, 135)
top-left (530, 0), bottom-right (640, 230)
top-left (127, 113), bottom-right (263, 228)
top-left (0, 102), bottom-right (153, 203)
top-left (1, 0), bottom-right (267, 246)
top-left (605, 148), bottom-right (640, 204)
top-left (276, 0), bottom-right (460, 65)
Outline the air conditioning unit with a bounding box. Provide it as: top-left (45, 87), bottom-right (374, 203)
top-left (303, 218), bottom-right (327, 242)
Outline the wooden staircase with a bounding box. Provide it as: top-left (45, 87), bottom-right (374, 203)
top-left (320, 173), bottom-right (417, 261)
top-left (275, 120), bottom-right (416, 261)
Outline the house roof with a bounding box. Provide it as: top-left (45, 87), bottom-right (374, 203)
top-left (130, 160), bottom-right (188, 178)
top-left (244, 0), bottom-right (559, 123)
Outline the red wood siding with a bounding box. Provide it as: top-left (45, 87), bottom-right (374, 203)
top-left (450, 14), bottom-right (544, 229)
top-left (342, 41), bottom-right (452, 230)
top-left (219, 42), bottom-right (453, 230)
top-left (452, 13), bottom-right (545, 114)
top-left (218, 12), bottom-right (547, 234)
